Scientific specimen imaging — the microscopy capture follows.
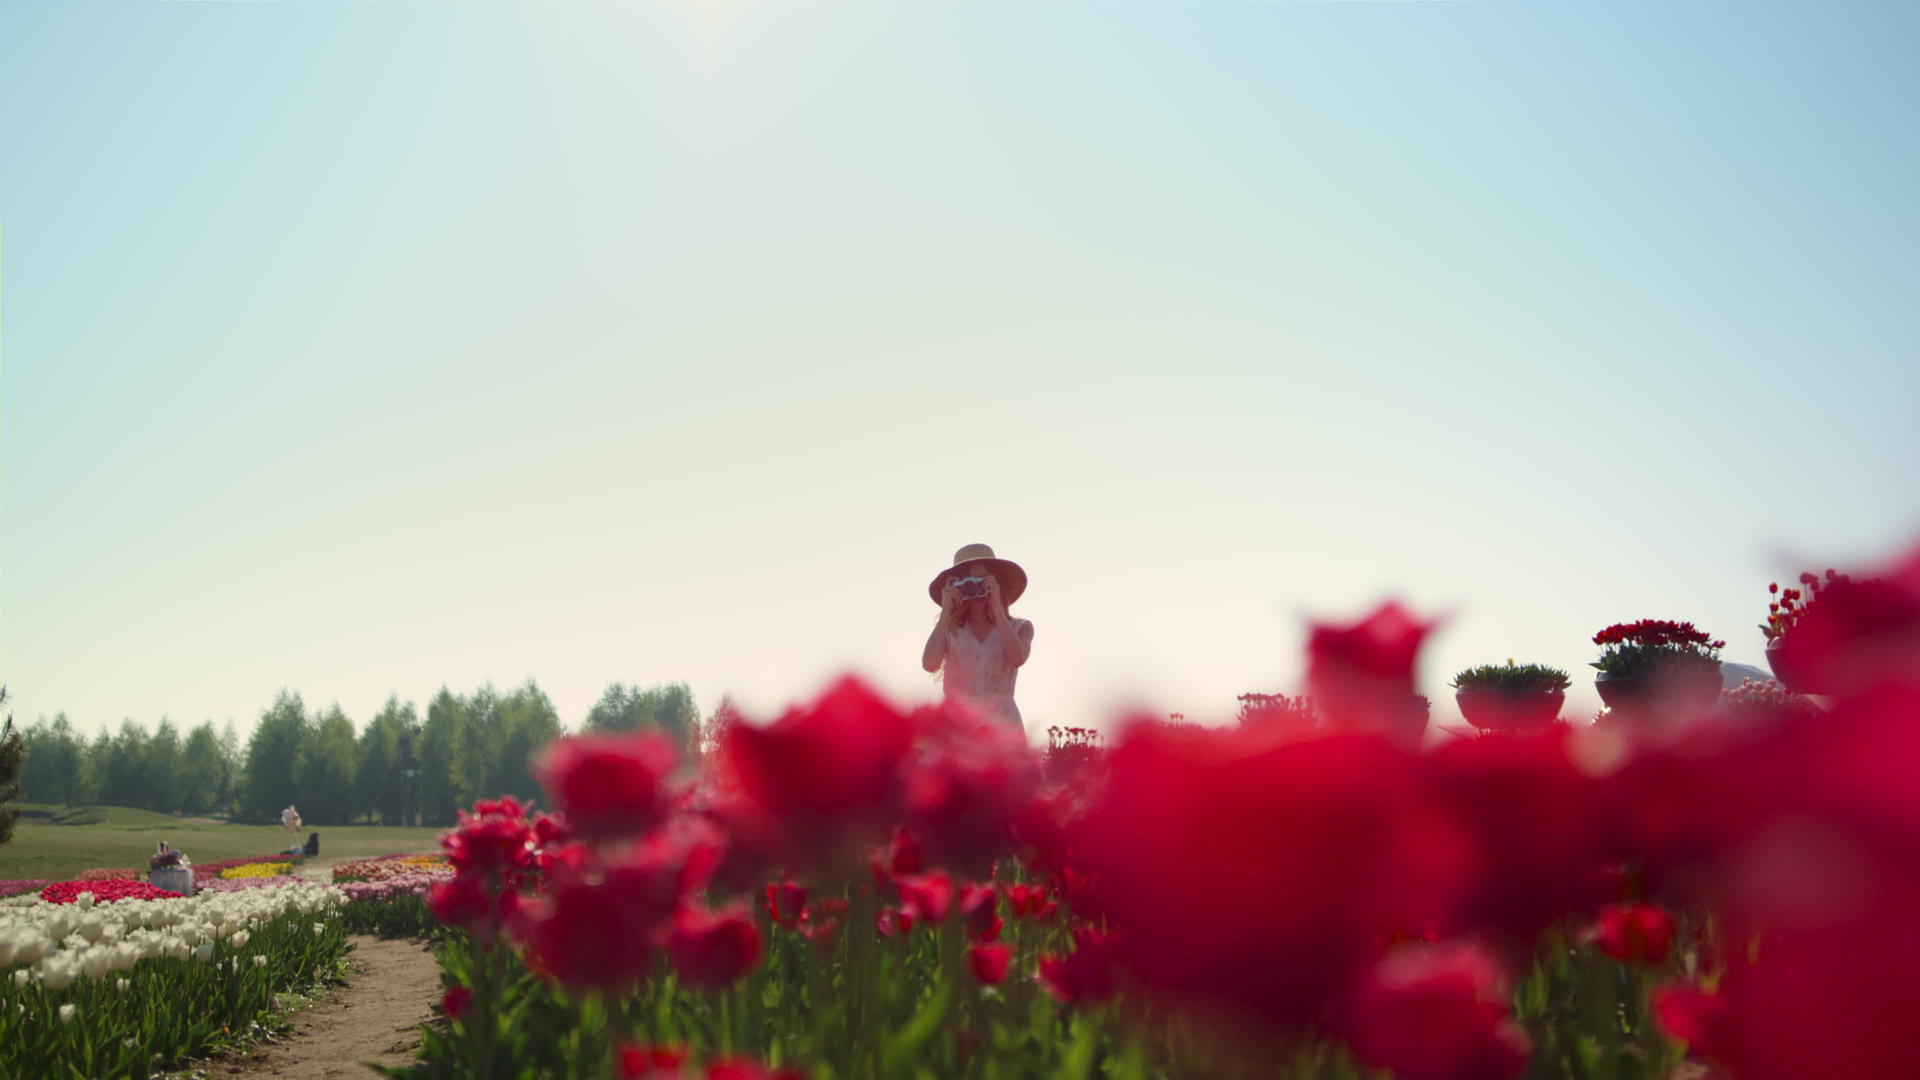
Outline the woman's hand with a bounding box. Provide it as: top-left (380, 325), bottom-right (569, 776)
top-left (939, 582), bottom-right (963, 620)
top-left (983, 575), bottom-right (1009, 623)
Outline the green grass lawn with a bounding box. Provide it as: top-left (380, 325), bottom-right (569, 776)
top-left (0, 806), bottom-right (446, 881)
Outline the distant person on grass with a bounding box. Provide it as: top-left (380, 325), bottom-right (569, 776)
top-left (921, 543), bottom-right (1034, 734)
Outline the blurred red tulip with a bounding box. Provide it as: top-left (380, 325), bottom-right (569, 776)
top-left (901, 702), bottom-right (1042, 873)
top-left (441, 809), bottom-right (535, 879)
top-left (1590, 902), bottom-right (1676, 966)
top-left (1075, 724), bottom-right (1472, 1026)
top-left (428, 874), bottom-right (520, 933)
top-left (616, 1042), bottom-right (687, 1078)
top-left (512, 852), bottom-right (684, 993)
top-left (670, 903), bottom-right (763, 991)
top-left (1307, 602), bottom-right (1437, 742)
top-left (721, 678), bottom-right (914, 857)
top-left (1341, 942), bottom-right (1529, 1080)
top-left (1036, 927), bottom-right (1117, 1006)
top-left (1428, 728), bottom-right (1614, 942)
top-left (535, 732), bottom-right (678, 843)
top-left (440, 986), bottom-right (472, 1022)
top-left (968, 942), bottom-right (1012, 985)
top-left (896, 871), bottom-right (953, 925)
top-left (1652, 983), bottom-right (1734, 1066)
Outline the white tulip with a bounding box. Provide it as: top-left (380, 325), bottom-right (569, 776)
top-left (80, 949), bottom-right (113, 981)
top-left (39, 962), bottom-right (74, 991)
top-left (116, 978), bottom-right (131, 992)
top-left (252, 955), bottom-right (267, 968)
top-left (59, 1003), bottom-right (76, 1024)
top-left (194, 943), bottom-right (213, 963)
top-left (229, 930), bottom-right (250, 950)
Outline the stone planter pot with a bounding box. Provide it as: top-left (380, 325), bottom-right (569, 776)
top-left (1765, 638), bottom-right (1828, 695)
top-left (1595, 665), bottom-right (1723, 716)
top-left (1455, 688), bottom-right (1565, 731)
top-left (149, 866), bottom-right (194, 897)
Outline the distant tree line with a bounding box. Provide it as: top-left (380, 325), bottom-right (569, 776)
top-left (11, 679), bottom-right (700, 827)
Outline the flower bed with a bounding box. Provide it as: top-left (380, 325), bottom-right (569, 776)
top-left (333, 858), bottom-right (451, 938)
top-left (73, 867), bottom-right (140, 883)
top-left (331, 853), bottom-right (450, 884)
top-left (378, 539), bottom-right (1920, 1080)
top-left (218, 861), bottom-right (294, 881)
top-left (0, 882), bottom-right (349, 1079)
top-left (0, 880), bottom-right (48, 900)
top-left (193, 854), bottom-right (304, 884)
top-left (40, 880), bottom-right (184, 904)
top-left (199, 874), bottom-right (308, 894)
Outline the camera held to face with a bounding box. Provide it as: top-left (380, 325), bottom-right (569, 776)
top-left (951, 574), bottom-right (991, 600)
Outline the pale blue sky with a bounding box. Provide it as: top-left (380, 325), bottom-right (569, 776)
top-left (3, 0), bottom-right (1917, 741)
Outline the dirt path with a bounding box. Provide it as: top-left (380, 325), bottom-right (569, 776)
top-left (218, 936), bottom-right (442, 1078)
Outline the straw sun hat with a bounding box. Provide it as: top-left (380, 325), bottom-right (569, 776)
top-left (927, 543), bottom-right (1027, 606)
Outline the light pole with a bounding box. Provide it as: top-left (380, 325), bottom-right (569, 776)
top-left (397, 724), bottom-right (422, 827)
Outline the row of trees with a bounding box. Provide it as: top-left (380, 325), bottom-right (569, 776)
top-left (12, 679), bottom-right (700, 827)
top-left (13, 714), bottom-right (241, 817)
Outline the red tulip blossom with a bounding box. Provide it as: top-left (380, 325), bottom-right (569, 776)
top-left (959, 883), bottom-right (1001, 941)
top-left (721, 677), bottom-right (914, 858)
top-left (968, 942), bottom-right (1012, 985)
top-left (1652, 983), bottom-right (1735, 1068)
top-left (511, 851), bottom-right (687, 993)
top-left (1590, 902), bottom-right (1676, 966)
top-left (875, 907), bottom-right (914, 938)
top-left (428, 874), bottom-right (522, 933)
top-left (1340, 942), bottom-right (1529, 1080)
top-left (1075, 724), bottom-right (1473, 1026)
top-left (1001, 883), bottom-right (1055, 921)
top-left (764, 880), bottom-right (809, 928)
top-left (1427, 728), bottom-right (1614, 942)
top-left (900, 701), bottom-right (1042, 872)
top-left (1306, 602), bottom-right (1437, 742)
top-left (617, 1043), bottom-right (688, 1078)
top-left (1036, 927), bottom-right (1118, 1006)
top-left (670, 903), bottom-right (763, 991)
top-left (895, 871), bottom-right (953, 925)
top-left (441, 813), bottom-right (536, 881)
top-left (535, 732), bottom-right (678, 843)
top-left (871, 827), bottom-right (924, 881)
top-left (440, 986), bottom-right (472, 1023)
top-left (705, 1059), bottom-right (808, 1080)
top-left (471, 795), bottom-right (527, 819)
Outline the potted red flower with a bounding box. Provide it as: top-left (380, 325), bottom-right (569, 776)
top-left (1449, 661), bottom-right (1570, 731)
top-left (1590, 620), bottom-right (1725, 717)
top-left (1760, 570), bottom-right (1849, 693)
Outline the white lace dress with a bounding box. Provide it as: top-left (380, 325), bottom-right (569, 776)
top-left (942, 619), bottom-right (1029, 731)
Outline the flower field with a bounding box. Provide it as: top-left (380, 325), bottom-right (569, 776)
top-left (334, 854), bottom-right (453, 938)
top-left (381, 543), bottom-right (1920, 1080)
top-left (0, 881), bottom-right (350, 1078)
top-left (8, 544), bottom-right (1915, 1080)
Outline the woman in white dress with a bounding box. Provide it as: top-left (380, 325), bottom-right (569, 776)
top-left (920, 543), bottom-right (1034, 733)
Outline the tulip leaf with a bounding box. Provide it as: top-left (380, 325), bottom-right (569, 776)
top-left (881, 981), bottom-right (951, 1075)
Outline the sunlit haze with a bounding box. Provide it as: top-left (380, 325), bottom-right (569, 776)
top-left (4, 0), bottom-right (1917, 741)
